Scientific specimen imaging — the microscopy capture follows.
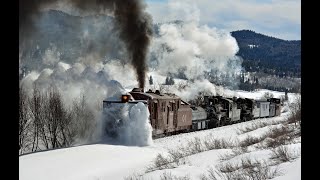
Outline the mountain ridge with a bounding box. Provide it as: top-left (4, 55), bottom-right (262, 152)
top-left (231, 30), bottom-right (300, 77)
top-left (20, 10), bottom-right (301, 78)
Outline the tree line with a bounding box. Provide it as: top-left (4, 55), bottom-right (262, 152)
top-left (19, 83), bottom-right (97, 155)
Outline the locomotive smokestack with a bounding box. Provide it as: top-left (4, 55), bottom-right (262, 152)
top-left (19, 0), bottom-right (153, 89)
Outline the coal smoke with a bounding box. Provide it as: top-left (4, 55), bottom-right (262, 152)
top-left (19, 0), bottom-right (153, 89)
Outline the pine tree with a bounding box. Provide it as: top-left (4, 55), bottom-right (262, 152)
top-left (149, 75), bottom-right (153, 85)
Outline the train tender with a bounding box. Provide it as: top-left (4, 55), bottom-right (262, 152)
top-left (103, 88), bottom-right (282, 137)
top-left (190, 106), bottom-right (209, 131)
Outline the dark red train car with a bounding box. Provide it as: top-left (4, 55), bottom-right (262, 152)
top-left (129, 88), bottom-right (192, 137)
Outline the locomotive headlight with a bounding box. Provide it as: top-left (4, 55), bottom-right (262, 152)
top-left (121, 95), bottom-right (130, 103)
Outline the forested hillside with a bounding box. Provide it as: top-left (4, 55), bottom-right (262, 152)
top-left (231, 30), bottom-right (301, 77)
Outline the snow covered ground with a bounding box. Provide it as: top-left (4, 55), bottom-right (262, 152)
top-left (19, 90), bottom-right (300, 180)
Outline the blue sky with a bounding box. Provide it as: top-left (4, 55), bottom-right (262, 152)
top-left (145, 0), bottom-right (301, 40)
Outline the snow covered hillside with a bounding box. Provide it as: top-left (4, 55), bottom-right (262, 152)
top-left (19, 92), bottom-right (301, 180)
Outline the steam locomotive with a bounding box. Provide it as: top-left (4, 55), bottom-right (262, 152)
top-left (103, 88), bottom-right (281, 138)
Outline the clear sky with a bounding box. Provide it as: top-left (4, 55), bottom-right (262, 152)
top-left (145, 0), bottom-right (301, 40)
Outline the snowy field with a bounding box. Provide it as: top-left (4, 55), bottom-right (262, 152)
top-left (19, 90), bottom-right (301, 180)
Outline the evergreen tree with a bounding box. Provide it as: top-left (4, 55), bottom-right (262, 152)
top-left (149, 75), bottom-right (153, 85)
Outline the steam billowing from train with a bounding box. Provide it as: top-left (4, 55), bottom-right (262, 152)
top-left (19, 0), bottom-right (243, 147)
top-left (19, 0), bottom-right (153, 89)
top-left (147, 1), bottom-right (242, 98)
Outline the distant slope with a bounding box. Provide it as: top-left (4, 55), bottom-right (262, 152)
top-left (231, 30), bottom-right (301, 77)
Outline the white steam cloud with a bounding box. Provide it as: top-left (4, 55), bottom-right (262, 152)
top-left (152, 22), bottom-right (240, 80)
top-left (21, 61), bottom-right (126, 108)
top-left (21, 58), bottom-right (154, 146)
top-left (101, 102), bottom-right (153, 146)
top-left (147, 0), bottom-right (242, 97)
top-left (20, 58), bottom-right (153, 145)
top-left (145, 76), bottom-right (237, 102)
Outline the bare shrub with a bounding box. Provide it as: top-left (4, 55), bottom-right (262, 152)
top-left (270, 146), bottom-right (299, 163)
top-left (287, 96), bottom-right (301, 127)
top-left (237, 121), bottom-right (281, 135)
top-left (154, 154), bottom-right (175, 170)
top-left (69, 94), bottom-right (96, 142)
top-left (237, 122), bottom-right (262, 134)
top-left (124, 173), bottom-right (145, 180)
top-left (242, 160), bottom-right (281, 180)
top-left (219, 147), bottom-right (248, 162)
top-left (261, 138), bottom-right (279, 149)
top-left (44, 85), bottom-right (72, 148)
top-left (28, 84), bottom-right (46, 152)
top-left (267, 125), bottom-right (293, 139)
top-left (19, 83), bottom-right (31, 154)
top-left (214, 158), bottom-right (282, 180)
top-left (240, 136), bottom-right (264, 147)
top-left (258, 125), bottom-right (294, 149)
top-left (168, 148), bottom-right (188, 166)
top-left (200, 167), bottom-right (223, 180)
top-left (240, 157), bottom-right (260, 170)
top-left (203, 135), bottom-right (237, 150)
top-left (218, 161), bottom-right (240, 173)
top-left (186, 137), bottom-right (204, 154)
top-left (255, 122), bottom-right (301, 150)
top-left (174, 136), bottom-right (238, 161)
top-left (160, 171), bottom-right (190, 180)
top-left (19, 83), bottom-right (98, 154)
top-left (146, 153), bottom-right (178, 172)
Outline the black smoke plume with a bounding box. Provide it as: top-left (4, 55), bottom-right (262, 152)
top-left (19, 0), bottom-right (153, 89)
